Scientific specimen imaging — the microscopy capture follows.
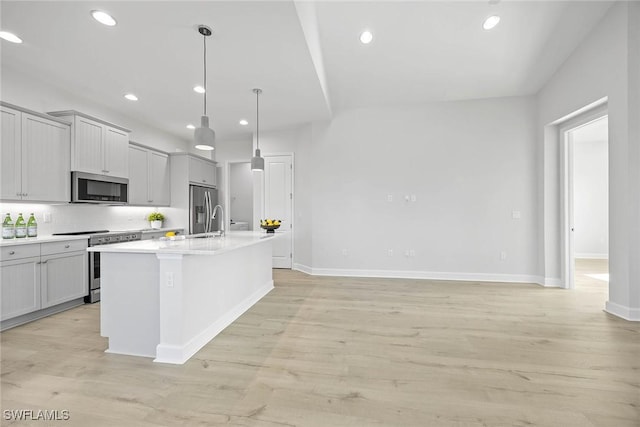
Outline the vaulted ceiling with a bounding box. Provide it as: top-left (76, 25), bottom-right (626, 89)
top-left (0, 1), bottom-right (614, 143)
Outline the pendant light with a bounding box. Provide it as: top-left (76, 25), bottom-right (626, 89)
top-left (194, 25), bottom-right (215, 151)
top-left (251, 88), bottom-right (265, 171)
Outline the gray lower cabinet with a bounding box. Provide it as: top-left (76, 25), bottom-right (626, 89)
top-left (0, 256), bottom-right (41, 321)
top-left (0, 239), bottom-right (88, 328)
top-left (41, 251), bottom-right (88, 309)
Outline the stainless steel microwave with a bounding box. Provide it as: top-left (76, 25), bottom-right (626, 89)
top-left (71, 171), bottom-right (128, 204)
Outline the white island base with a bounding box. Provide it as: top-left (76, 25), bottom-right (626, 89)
top-left (97, 233), bottom-right (275, 364)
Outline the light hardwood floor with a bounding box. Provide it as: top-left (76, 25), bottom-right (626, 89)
top-left (1, 267), bottom-right (638, 426)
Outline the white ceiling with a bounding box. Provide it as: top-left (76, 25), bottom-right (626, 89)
top-left (0, 1), bottom-right (614, 144)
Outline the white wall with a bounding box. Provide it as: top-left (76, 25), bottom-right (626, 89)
top-left (538, 2), bottom-right (639, 319)
top-left (258, 97), bottom-right (539, 281)
top-left (573, 138), bottom-right (608, 258)
top-left (304, 97), bottom-right (538, 280)
top-left (0, 202), bottom-right (175, 236)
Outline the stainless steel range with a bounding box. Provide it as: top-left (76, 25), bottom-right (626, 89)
top-left (53, 230), bottom-right (141, 303)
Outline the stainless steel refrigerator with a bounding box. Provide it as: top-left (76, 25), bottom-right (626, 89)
top-left (190, 185), bottom-right (219, 234)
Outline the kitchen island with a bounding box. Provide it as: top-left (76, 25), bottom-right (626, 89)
top-left (88, 231), bottom-right (280, 364)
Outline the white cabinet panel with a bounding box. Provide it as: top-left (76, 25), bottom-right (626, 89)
top-left (188, 155), bottom-right (216, 186)
top-left (21, 114), bottom-right (70, 202)
top-left (150, 151), bottom-right (170, 206)
top-left (48, 111), bottom-right (130, 178)
top-left (75, 117), bottom-right (104, 175)
top-left (0, 106), bottom-right (21, 200)
top-left (1, 239), bottom-right (87, 323)
top-left (104, 127), bottom-right (129, 178)
top-left (0, 257), bottom-right (41, 321)
top-left (128, 144), bottom-right (149, 205)
top-left (1, 104), bottom-right (70, 203)
top-left (128, 144), bottom-right (170, 206)
top-left (41, 251), bottom-right (87, 309)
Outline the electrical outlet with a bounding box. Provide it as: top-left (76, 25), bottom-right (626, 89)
top-left (512, 211), bottom-right (521, 219)
top-left (411, 195), bottom-right (417, 202)
top-left (500, 251), bottom-right (507, 260)
top-left (409, 249), bottom-right (416, 257)
top-left (405, 250), bottom-right (410, 257)
top-left (388, 249), bottom-right (393, 257)
top-left (387, 194), bottom-right (393, 202)
top-left (342, 249), bottom-right (348, 256)
top-left (43, 212), bottom-right (52, 223)
top-left (166, 272), bottom-right (174, 287)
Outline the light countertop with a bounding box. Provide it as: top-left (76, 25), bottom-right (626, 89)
top-left (87, 230), bottom-right (284, 256)
top-left (0, 227), bottom-right (185, 247)
top-left (0, 234), bottom-right (90, 246)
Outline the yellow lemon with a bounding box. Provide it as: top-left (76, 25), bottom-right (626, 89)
top-left (165, 231), bottom-right (176, 237)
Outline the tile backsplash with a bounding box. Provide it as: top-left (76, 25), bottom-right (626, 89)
top-left (0, 203), bottom-right (178, 235)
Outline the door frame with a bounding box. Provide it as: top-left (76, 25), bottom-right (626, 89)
top-left (558, 104), bottom-right (608, 289)
top-left (253, 152), bottom-right (295, 267)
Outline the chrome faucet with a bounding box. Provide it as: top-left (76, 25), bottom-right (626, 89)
top-left (211, 204), bottom-right (225, 237)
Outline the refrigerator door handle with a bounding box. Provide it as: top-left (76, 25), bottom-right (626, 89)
top-left (204, 192), bottom-right (210, 233)
top-left (206, 191), bottom-right (212, 233)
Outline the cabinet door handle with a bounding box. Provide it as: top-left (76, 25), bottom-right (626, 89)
top-left (41, 260), bottom-right (47, 264)
top-left (9, 251), bottom-right (15, 255)
top-left (64, 244), bottom-right (70, 248)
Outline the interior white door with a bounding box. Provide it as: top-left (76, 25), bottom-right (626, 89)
top-left (264, 155), bottom-right (292, 268)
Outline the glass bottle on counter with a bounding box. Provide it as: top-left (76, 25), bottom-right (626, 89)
top-left (14, 213), bottom-right (26, 238)
top-left (2, 213), bottom-right (15, 239)
top-left (27, 213), bottom-right (37, 237)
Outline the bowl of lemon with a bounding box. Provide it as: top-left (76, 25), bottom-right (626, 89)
top-left (260, 219), bottom-right (281, 233)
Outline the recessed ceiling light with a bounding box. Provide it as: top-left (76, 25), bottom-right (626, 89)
top-left (483, 15), bottom-right (501, 30)
top-left (124, 93), bottom-right (138, 101)
top-left (91, 10), bottom-right (117, 27)
top-left (239, 119), bottom-right (249, 126)
top-left (193, 86), bottom-right (206, 94)
top-left (0, 31), bottom-right (22, 44)
top-left (186, 124), bottom-right (196, 130)
top-left (360, 30), bottom-right (373, 44)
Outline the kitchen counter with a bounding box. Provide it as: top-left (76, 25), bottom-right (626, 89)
top-left (98, 230), bottom-right (281, 364)
top-left (0, 234), bottom-right (90, 246)
top-left (88, 231), bottom-right (279, 255)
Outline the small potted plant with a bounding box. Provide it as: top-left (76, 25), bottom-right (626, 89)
top-left (147, 212), bottom-right (165, 229)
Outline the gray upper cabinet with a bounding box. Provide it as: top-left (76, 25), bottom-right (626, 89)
top-left (1, 103), bottom-right (71, 203)
top-left (48, 110), bottom-right (130, 178)
top-left (128, 142), bottom-right (170, 206)
top-left (188, 155), bottom-right (217, 187)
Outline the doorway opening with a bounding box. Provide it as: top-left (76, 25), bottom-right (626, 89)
top-left (225, 161), bottom-right (254, 232)
top-left (560, 108), bottom-right (609, 297)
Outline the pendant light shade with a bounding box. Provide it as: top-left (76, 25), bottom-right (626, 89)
top-left (194, 25), bottom-right (215, 151)
top-left (251, 88), bottom-right (264, 171)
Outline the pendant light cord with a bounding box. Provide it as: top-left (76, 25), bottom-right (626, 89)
top-left (203, 34), bottom-right (207, 116)
top-left (256, 90), bottom-right (259, 149)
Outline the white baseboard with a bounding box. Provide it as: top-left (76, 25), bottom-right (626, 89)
top-left (294, 266), bottom-right (543, 285)
top-left (605, 300), bottom-right (640, 321)
top-left (293, 263), bottom-right (313, 275)
top-left (540, 277), bottom-right (563, 288)
top-left (154, 280), bottom-right (274, 364)
top-left (576, 253), bottom-right (609, 260)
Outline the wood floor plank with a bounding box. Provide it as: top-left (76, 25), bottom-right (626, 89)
top-left (1, 261), bottom-right (638, 426)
